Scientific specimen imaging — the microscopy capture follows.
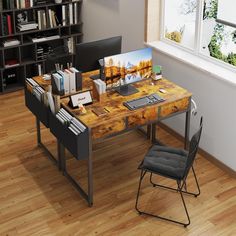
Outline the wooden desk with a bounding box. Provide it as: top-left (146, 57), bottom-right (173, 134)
top-left (25, 71), bottom-right (192, 206)
top-left (61, 72), bottom-right (191, 140)
top-left (59, 72), bottom-right (192, 206)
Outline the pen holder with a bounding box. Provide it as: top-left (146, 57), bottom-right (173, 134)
top-left (92, 82), bottom-right (107, 103)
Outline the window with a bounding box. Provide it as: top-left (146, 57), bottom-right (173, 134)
top-left (161, 0), bottom-right (236, 69)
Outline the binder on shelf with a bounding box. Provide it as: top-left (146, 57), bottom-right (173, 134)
top-left (69, 67), bottom-right (82, 91)
top-left (64, 69), bottom-right (76, 94)
top-left (52, 73), bottom-right (65, 96)
top-left (49, 110), bottom-right (89, 160)
top-left (25, 80), bottom-right (50, 128)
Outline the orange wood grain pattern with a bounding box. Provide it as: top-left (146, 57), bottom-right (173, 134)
top-left (60, 72), bottom-right (191, 140)
top-left (32, 71), bottom-right (191, 140)
top-left (127, 107), bottom-right (158, 128)
top-left (159, 97), bottom-right (190, 118)
top-left (33, 76), bottom-right (51, 90)
top-left (91, 118), bottom-right (126, 139)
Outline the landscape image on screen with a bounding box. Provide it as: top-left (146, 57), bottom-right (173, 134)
top-left (104, 48), bottom-right (152, 89)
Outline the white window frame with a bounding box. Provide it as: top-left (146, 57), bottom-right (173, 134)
top-left (159, 0), bottom-right (236, 73)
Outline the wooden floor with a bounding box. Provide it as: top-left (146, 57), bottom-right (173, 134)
top-left (0, 90), bottom-right (236, 236)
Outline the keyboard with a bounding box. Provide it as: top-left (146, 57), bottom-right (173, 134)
top-left (123, 93), bottom-right (165, 110)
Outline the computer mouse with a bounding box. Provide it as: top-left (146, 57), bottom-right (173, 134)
top-left (159, 88), bottom-right (167, 93)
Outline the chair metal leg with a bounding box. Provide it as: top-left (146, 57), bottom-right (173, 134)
top-left (136, 170), bottom-right (191, 227)
top-left (177, 181), bottom-right (190, 227)
top-left (135, 170), bottom-right (146, 213)
top-left (150, 170), bottom-right (200, 197)
top-left (192, 166), bottom-right (200, 197)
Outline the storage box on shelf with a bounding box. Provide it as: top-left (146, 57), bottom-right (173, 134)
top-left (0, 0), bottom-right (83, 94)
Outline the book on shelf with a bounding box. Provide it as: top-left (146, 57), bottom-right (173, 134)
top-left (32, 34), bottom-right (60, 43)
top-left (74, 2), bottom-right (78, 24)
top-left (69, 3), bottom-right (73, 25)
top-left (48, 9), bottom-right (58, 28)
top-left (5, 59), bottom-right (20, 68)
top-left (3, 39), bottom-right (20, 47)
top-left (62, 5), bottom-right (67, 26)
top-left (37, 9), bottom-right (47, 30)
top-left (2, 0), bottom-right (15, 10)
top-left (67, 37), bottom-right (75, 54)
top-left (35, 0), bottom-right (47, 5)
top-left (2, 14), bottom-right (13, 36)
top-left (7, 14), bottom-right (13, 35)
top-left (17, 21), bottom-right (38, 31)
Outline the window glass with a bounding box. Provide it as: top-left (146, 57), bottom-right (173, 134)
top-left (164, 0), bottom-right (197, 49)
top-left (201, 0), bottom-right (236, 67)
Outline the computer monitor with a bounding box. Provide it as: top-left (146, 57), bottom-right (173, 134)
top-left (104, 47), bottom-right (153, 96)
top-left (75, 36), bottom-right (122, 79)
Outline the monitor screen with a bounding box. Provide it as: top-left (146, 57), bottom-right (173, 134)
top-left (75, 36), bottom-right (122, 73)
top-left (104, 47), bottom-right (152, 91)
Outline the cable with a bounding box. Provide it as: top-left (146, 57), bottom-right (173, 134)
top-left (191, 99), bottom-right (197, 116)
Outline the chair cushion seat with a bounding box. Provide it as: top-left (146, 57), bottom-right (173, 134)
top-left (140, 145), bottom-right (188, 180)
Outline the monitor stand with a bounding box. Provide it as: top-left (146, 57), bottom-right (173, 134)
top-left (90, 66), bottom-right (105, 80)
top-left (89, 74), bottom-right (100, 80)
top-left (115, 84), bottom-right (139, 96)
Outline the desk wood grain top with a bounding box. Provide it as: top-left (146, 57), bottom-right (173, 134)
top-left (60, 72), bottom-right (192, 131)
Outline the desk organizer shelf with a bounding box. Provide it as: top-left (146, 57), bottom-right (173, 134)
top-left (24, 87), bottom-right (50, 128)
top-left (49, 111), bottom-right (89, 160)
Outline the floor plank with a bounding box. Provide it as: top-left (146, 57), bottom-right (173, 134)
top-left (0, 90), bottom-right (236, 235)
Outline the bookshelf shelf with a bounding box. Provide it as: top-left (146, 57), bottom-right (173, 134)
top-left (0, 0), bottom-right (82, 94)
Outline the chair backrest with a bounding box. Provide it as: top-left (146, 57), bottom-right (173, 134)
top-left (184, 117), bottom-right (203, 178)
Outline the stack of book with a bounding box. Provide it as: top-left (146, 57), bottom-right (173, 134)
top-left (32, 35), bottom-right (60, 43)
top-left (36, 45), bottom-right (53, 60)
top-left (26, 78), bottom-right (45, 101)
top-left (2, 39), bottom-right (20, 47)
top-left (56, 108), bottom-right (86, 135)
top-left (17, 21), bottom-right (38, 31)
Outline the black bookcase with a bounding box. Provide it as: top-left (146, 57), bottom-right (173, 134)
top-left (0, 0), bottom-right (83, 94)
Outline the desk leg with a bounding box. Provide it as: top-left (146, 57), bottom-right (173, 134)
top-left (36, 117), bottom-right (60, 168)
top-left (151, 123), bottom-right (156, 143)
top-left (185, 110), bottom-right (191, 150)
top-left (36, 117), bottom-right (41, 146)
top-left (58, 142), bottom-right (65, 172)
top-left (88, 133), bottom-right (93, 207)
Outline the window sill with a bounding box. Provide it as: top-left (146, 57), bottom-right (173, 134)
top-left (146, 41), bottom-right (236, 87)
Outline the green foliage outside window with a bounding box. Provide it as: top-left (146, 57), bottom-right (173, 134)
top-left (205, 0), bottom-right (236, 67)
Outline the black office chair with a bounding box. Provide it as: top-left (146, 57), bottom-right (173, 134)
top-left (135, 117), bottom-right (203, 227)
